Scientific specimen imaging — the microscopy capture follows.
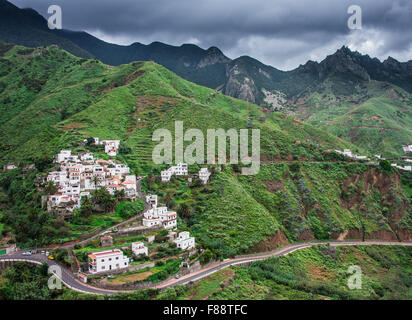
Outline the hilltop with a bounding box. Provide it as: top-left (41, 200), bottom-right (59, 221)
top-left (2, 0), bottom-right (412, 157)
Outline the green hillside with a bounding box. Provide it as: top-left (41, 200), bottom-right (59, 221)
top-left (289, 80), bottom-right (412, 158)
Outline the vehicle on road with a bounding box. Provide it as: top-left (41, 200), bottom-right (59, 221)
top-left (48, 255), bottom-right (55, 260)
top-left (175, 274), bottom-right (180, 279)
top-left (22, 251), bottom-right (32, 256)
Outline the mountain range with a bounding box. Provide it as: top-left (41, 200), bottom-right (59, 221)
top-left (1, 0), bottom-right (412, 157)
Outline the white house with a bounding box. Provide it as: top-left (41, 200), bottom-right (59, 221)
top-left (4, 163), bottom-right (17, 170)
top-left (159, 211), bottom-right (177, 229)
top-left (174, 231), bottom-right (195, 250)
top-left (55, 150), bottom-right (72, 163)
top-left (142, 217), bottom-right (161, 227)
top-left (146, 194), bottom-right (158, 208)
top-left (80, 153), bottom-right (94, 162)
top-left (402, 145), bottom-right (412, 154)
top-left (143, 206), bottom-right (177, 229)
top-left (173, 163), bottom-right (188, 175)
top-left (102, 140), bottom-right (120, 156)
top-left (161, 163), bottom-right (188, 182)
top-left (199, 168), bottom-right (211, 184)
top-left (132, 242), bottom-right (148, 256)
top-left (88, 249), bottom-right (129, 273)
top-left (335, 149), bottom-right (368, 161)
top-left (47, 150), bottom-right (135, 215)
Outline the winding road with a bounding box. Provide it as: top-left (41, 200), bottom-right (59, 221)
top-left (1, 240), bottom-right (412, 295)
top-left (2, 177), bottom-right (412, 295)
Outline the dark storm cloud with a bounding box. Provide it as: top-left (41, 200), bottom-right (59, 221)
top-left (9, 0), bottom-right (412, 70)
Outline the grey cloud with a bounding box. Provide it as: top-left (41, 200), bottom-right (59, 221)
top-left (9, 0), bottom-right (412, 70)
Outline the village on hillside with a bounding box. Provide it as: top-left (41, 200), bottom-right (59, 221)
top-left (28, 138), bottom-right (214, 285)
top-left (1, 137), bottom-right (411, 287)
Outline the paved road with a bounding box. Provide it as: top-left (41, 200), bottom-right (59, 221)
top-left (2, 240), bottom-right (412, 295)
top-left (155, 240), bottom-right (412, 289)
top-left (56, 178), bottom-right (152, 249)
top-left (0, 253), bottom-right (120, 295)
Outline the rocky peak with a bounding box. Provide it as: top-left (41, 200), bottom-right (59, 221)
top-left (197, 46), bottom-right (231, 68)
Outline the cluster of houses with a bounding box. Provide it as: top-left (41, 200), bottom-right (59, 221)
top-left (335, 149), bottom-right (368, 160)
top-left (83, 137), bottom-right (121, 157)
top-left (143, 194), bottom-right (177, 229)
top-left (87, 230), bottom-right (195, 274)
top-left (161, 163), bottom-right (189, 182)
top-left (45, 150), bottom-right (137, 217)
top-left (160, 163), bottom-right (211, 185)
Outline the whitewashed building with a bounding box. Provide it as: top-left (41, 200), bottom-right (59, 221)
top-left (146, 194), bottom-right (158, 208)
top-left (199, 168), bottom-right (211, 184)
top-left (161, 163), bottom-right (188, 182)
top-left (143, 206), bottom-right (177, 229)
top-left (174, 231), bottom-right (195, 250)
top-left (88, 249), bottom-right (129, 273)
top-left (55, 150), bottom-right (72, 163)
top-left (132, 242), bottom-right (148, 256)
top-left (161, 170), bottom-right (173, 182)
top-left (402, 145), bottom-right (412, 154)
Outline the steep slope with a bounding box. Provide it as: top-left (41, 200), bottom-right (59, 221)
top-left (282, 48), bottom-right (412, 157)
top-left (2, 1), bottom-right (411, 157)
top-left (0, 41), bottom-right (355, 168)
top-left (0, 43), bottom-right (411, 253)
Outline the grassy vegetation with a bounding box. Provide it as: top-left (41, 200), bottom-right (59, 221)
top-left (293, 81), bottom-right (412, 158)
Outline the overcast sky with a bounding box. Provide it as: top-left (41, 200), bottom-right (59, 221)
top-left (10, 0), bottom-right (412, 70)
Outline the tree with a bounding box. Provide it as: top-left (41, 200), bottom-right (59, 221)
top-left (91, 187), bottom-right (116, 213)
top-left (34, 154), bottom-right (52, 172)
top-left (80, 196), bottom-right (93, 217)
top-left (119, 145), bottom-right (131, 154)
top-left (178, 203), bottom-right (192, 220)
top-left (164, 192), bottom-right (173, 207)
top-left (85, 137), bottom-right (95, 146)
